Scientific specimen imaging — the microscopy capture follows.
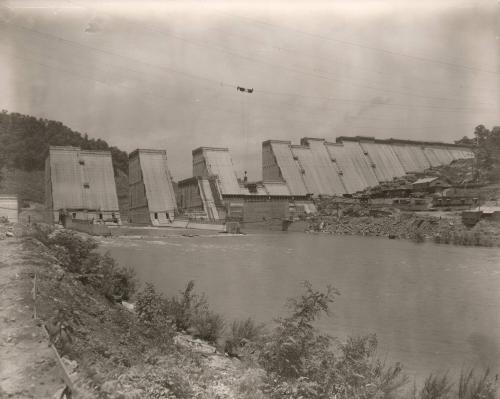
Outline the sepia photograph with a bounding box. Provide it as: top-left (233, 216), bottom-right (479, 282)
top-left (0, 0), bottom-right (499, 398)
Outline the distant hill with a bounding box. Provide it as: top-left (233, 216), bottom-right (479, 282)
top-left (0, 110), bottom-right (129, 214)
top-left (0, 110), bottom-right (128, 174)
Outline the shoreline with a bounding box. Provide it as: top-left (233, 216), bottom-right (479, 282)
top-left (1, 222), bottom-right (498, 398)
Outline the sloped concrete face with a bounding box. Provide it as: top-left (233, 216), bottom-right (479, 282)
top-left (358, 141), bottom-right (406, 183)
top-left (432, 147), bottom-right (455, 165)
top-left (129, 149), bottom-right (177, 225)
top-left (391, 144), bottom-right (424, 173)
top-left (80, 151), bottom-right (119, 212)
top-left (193, 147), bottom-right (241, 195)
top-left (300, 139), bottom-right (346, 196)
top-left (262, 141), bottom-right (309, 196)
top-left (423, 147), bottom-right (442, 167)
top-left (340, 140), bottom-right (379, 189)
top-left (46, 146), bottom-right (120, 222)
top-left (325, 142), bottom-right (370, 194)
top-left (265, 137), bottom-right (473, 196)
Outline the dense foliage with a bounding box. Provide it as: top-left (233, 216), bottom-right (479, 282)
top-left (258, 282), bottom-right (408, 399)
top-left (0, 110), bottom-right (128, 175)
top-left (456, 124), bottom-right (500, 182)
top-left (29, 224), bottom-right (136, 301)
top-left (135, 280), bottom-right (225, 345)
top-left (29, 224), bottom-right (499, 398)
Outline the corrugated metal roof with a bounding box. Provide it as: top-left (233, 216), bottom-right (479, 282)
top-left (255, 185), bottom-right (268, 195)
top-left (137, 150), bottom-right (177, 212)
top-left (472, 206), bottom-right (500, 214)
top-left (412, 177), bottom-right (439, 185)
top-left (269, 141), bottom-right (308, 196)
top-left (47, 147), bottom-right (119, 211)
top-left (201, 148), bottom-right (242, 195)
top-left (263, 181), bottom-right (291, 196)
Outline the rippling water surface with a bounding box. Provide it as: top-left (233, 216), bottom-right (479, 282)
top-left (101, 232), bottom-right (500, 380)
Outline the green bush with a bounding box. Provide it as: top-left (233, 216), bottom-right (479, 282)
top-left (47, 229), bottom-right (98, 272)
top-left (191, 310), bottom-right (225, 344)
top-left (28, 224), bottom-right (137, 302)
top-left (135, 283), bottom-right (174, 348)
top-left (135, 281), bottom-right (226, 345)
top-left (162, 280), bottom-right (226, 344)
top-left (418, 374), bottom-right (452, 399)
top-left (165, 280), bottom-right (208, 332)
top-left (225, 318), bottom-right (265, 358)
top-left (260, 282), bottom-right (407, 399)
top-left (98, 253), bottom-right (137, 301)
top-left (458, 369), bottom-right (497, 399)
top-left (27, 222), bottom-right (55, 246)
top-left (433, 228), bottom-right (494, 247)
top-left (260, 281), bottom-right (338, 380)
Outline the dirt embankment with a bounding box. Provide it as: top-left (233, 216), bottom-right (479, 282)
top-left (0, 235), bottom-right (64, 397)
top-left (0, 225), bottom-right (264, 399)
top-left (308, 209), bottom-right (500, 246)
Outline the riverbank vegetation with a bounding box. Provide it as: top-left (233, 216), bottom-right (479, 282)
top-left (25, 224), bottom-right (498, 398)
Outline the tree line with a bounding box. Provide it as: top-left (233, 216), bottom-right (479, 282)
top-left (0, 110), bottom-right (128, 175)
top-left (456, 125), bottom-right (500, 182)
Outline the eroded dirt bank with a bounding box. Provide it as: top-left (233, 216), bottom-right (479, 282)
top-left (0, 237), bottom-right (63, 398)
top-left (0, 229), bottom-right (263, 399)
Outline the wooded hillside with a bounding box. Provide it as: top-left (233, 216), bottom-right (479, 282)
top-left (0, 110), bottom-right (128, 175)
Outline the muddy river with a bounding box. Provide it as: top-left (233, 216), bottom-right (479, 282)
top-left (100, 231), bottom-right (500, 381)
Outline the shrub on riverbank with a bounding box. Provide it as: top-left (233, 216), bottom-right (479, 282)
top-left (24, 225), bottom-right (499, 398)
top-left (433, 229), bottom-right (493, 247)
top-left (28, 223), bottom-right (137, 301)
top-left (135, 280), bottom-right (225, 345)
top-left (135, 283), bottom-right (175, 349)
top-left (259, 281), bottom-right (408, 399)
top-left (411, 369), bottom-right (497, 399)
top-left (225, 318), bottom-right (266, 358)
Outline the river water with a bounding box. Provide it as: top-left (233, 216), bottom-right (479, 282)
top-left (101, 232), bottom-right (500, 381)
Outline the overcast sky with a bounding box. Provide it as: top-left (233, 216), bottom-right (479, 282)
top-left (0, 0), bottom-right (499, 180)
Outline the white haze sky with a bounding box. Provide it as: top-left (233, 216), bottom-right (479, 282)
top-left (0, 0), bottom-right (499, 180)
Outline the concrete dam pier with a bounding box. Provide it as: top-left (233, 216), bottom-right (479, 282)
top-left (263, 136), bottom-right (473, 196)
top-left (43, 136), bottom-right (473, 228)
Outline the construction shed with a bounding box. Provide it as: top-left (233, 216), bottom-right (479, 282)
top-left (129, 149), bottom-right (177, 225)
top-left (411, 177), bottom-right (450, 193)
top-left (0, 195), bottom-right (18, 223)
top-left (45, 146), bottom-right (120, 224)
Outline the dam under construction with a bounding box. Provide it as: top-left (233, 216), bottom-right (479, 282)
top-left (44, 136), bottom-right (474, 226)
top-left (262, 136), bottom-right (473, 196)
